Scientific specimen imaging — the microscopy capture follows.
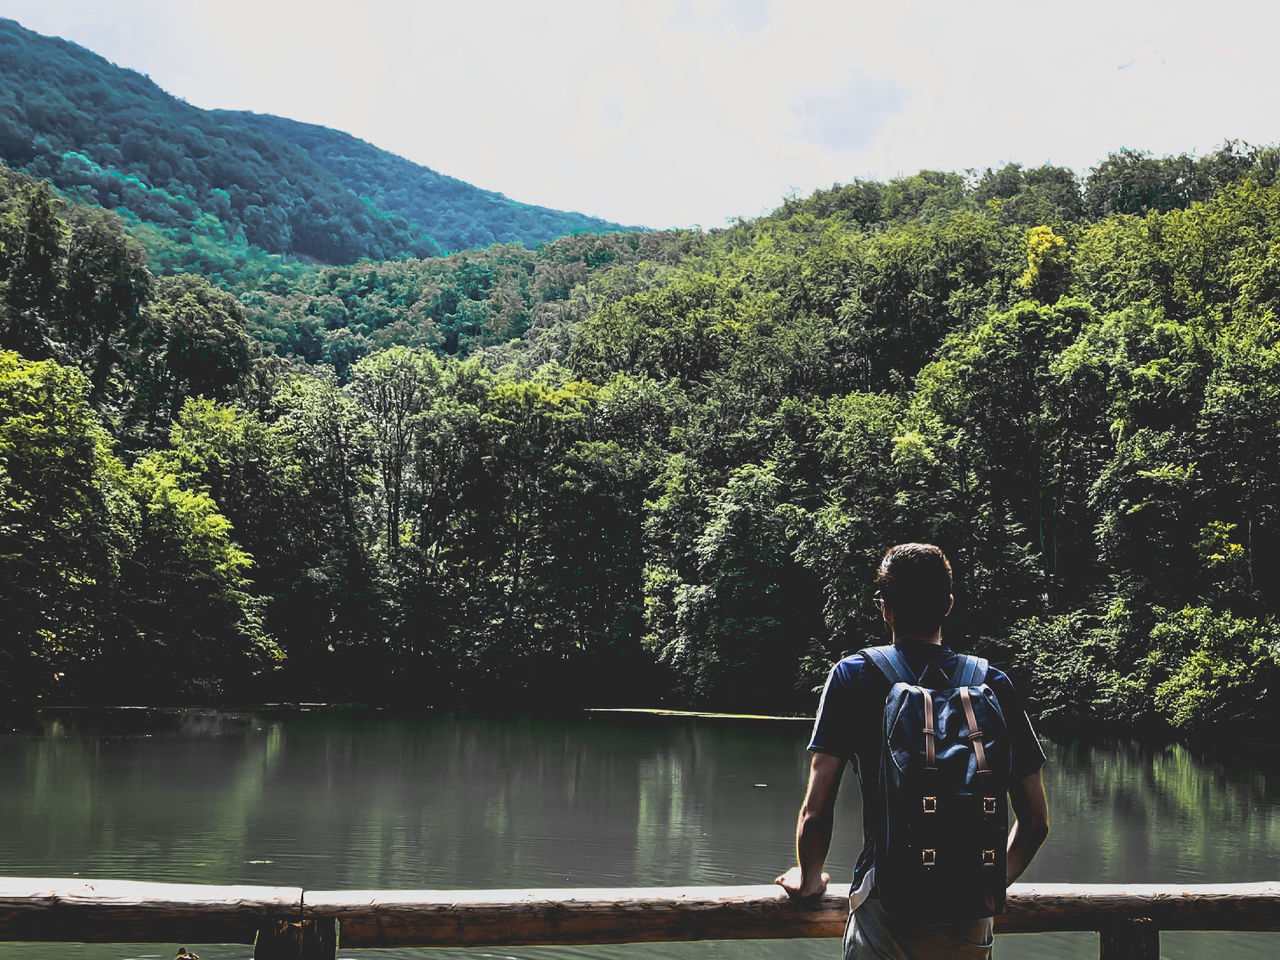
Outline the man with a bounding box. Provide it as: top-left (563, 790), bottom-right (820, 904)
top-left (776, 543), bottom-right (1049, 959)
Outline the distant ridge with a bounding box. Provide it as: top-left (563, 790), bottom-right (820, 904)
top-left (0, 17), bottom-right (644, 264)
top-left (222, 111), bottom-right (642, 254)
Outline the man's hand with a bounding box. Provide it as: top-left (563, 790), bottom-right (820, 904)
top-left (776, 751), bottom-right (844, 900)
top-left (775, 865), bottom-right (830, 899)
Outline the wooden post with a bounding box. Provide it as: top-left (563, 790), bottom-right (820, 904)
top-left (1099, 919), bottom-right (1158, 960)
top-left (253, 918), bottom-right (337, 960)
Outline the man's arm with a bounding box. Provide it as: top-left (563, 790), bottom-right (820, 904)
top-left (1006, 769), bottom-right (1049, 886)
top-left (776, 750), bottom-right (845, 898)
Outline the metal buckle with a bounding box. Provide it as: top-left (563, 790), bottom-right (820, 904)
top-left (982, 849), bottom-right (996, 867)
top-left (922, 796), bottom-right (937, 813)
top-left (922, 849), bottom-right (937, 867)
top-left (983, 796), bottom-right (997, 815)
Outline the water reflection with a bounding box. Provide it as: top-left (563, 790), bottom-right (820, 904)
top-left (1040, 740), bottom-right (1280, 886)
top-left (0, 710), bottom-right (1276, 960)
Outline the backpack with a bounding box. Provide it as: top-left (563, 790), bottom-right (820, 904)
top-left (858, 644), bottom-right (1012, 921)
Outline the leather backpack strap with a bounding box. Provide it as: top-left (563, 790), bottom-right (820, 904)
top-left (921, 688), bottom-right (937, 770)
top-left (859, 645), bottom-right (917, 686)
top-left (958, 687), bottom-right (990, 775)
top-left (952, 654), bottom-right (989, 688)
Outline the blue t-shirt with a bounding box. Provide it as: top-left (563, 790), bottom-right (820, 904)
top-left (808, 639), bottom-right (1047, 889)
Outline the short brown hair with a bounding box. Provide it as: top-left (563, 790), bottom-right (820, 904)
top-left (876, 543), bottom-right (953, 637)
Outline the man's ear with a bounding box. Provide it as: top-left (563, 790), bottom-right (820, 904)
top-left (943, 594), bottom-right (955, 618)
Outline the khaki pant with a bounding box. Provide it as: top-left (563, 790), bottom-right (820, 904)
top-left (844, 898), bottom-right (994, 960)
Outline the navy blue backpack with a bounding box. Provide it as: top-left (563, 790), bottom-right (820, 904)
top-left (859, 644), bottom-right (1012, 921)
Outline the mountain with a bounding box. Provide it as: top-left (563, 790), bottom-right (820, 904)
top-left (0, 17), bottom-right (642, 264)
top-left (222, 111), bottom-right (643, 254)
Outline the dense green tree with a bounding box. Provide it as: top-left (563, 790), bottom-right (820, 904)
top-left (0, 350), bottom-right (280, 702)
top-left (117, 455), bottom-right (282, 699)
top-left (907, 300), bottom-right (1094, 618)
top-left (644, 463), bottom-right (810, 707)
top-left (1194, 321), bottom-right (1280, 604)
top-left (0, 350), bottom-right (132, 699)
top-left (61, 204), bottom-right (154, 404)
top-left (267, 369), bottom-right (380, 689)
top-left (974, 163), bottom-right (1085, 225)
top-left (1148, 607), bottom-right (1280, 733)
top-left (347, 346), bottom-right (440, 558)
top-left (1085, 148), bottom-right (1184, 217)
top-left (1, 181), bottom-right (66, 356)
top-left (790, 391), bottom-right (903, 655)
top-left (149, 396), bottom-right (332, 663)
top-left (128, 273), bottom-right (254, 440)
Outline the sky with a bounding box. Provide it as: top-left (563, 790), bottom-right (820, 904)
top-left (4, 0), bottom-right (1279, 230)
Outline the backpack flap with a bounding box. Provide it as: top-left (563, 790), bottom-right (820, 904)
top-left (933, 685), bottom-right (1012, 785)
top-left (872, 655), bottom-right (1014, 922)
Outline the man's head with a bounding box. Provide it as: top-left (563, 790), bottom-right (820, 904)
top-left (875, 543), bottom-right (953, 639)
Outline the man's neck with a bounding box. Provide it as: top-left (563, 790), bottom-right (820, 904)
top-left (892, 631), bottom-right (943, 646)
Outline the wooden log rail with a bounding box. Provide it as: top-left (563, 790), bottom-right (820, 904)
top-left (0, 878), bottom-right (1277, 958)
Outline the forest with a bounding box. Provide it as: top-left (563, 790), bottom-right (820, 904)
top-left (3, 132), bottom-right (1280, 740)
top-left (0, 18), bottom-right (637, 264)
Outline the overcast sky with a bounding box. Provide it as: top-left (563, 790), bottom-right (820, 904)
top-left (5, 0), bottom-right (1278, 229)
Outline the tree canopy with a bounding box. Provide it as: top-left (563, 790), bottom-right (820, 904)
top-left (2, 130), bottom-right (1279, 738)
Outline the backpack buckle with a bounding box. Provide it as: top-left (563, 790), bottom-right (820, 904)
top-left (982, 849), bottom-right (996, 867)
top-left (922, 848), bottom-right (937, 867)
top-left (922, 796), bottom-right (937, 813)
top-left (983, 796), bottom-right (997, 815)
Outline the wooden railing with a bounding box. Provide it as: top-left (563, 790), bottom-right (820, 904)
top-left (1, 878), bottom-right (1277, 958)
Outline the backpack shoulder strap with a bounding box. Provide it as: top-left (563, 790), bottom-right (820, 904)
top-left (858, 644), bottom-right (918, 687)
top-left (951, 654), bottom-right (989, 688)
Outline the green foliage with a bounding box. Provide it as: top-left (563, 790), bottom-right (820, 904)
top-left (122, 455), bottom-right (283, 696)
top-left (1150, 608), bottom-right (1280, 732)
top-left (1, 180), bottom-right (67, 355)
top-left (0, 350), bottom-right (277, 703)
top-left (348, 346), bottom-right (441, 557)
top-left (0, 350), bottom-right (133, 699)
top-left (6, 101), bottom-right (1280, 733)
top-left (1007, 613), bottom-right (1112, 729)
top-left (1095, 606), bottom-right (1280, 735)
top-left (134, 274), bottom-right (256, 425)
top-left (972, 163), bottom-right (1085, 225)
top-left (231, 230), bottom-right (680, 368)
top-left (1083, 142), bottom-right (1273, 218)
top-left (1015, 225), bottom-right (1069, 302)
top-left (644, 462), bottom-right (817, 707)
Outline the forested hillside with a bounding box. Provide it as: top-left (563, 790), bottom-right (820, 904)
top-left (4, 137), bottom-right (1280, 740)
top-left (225, 112), bottom-right (642, 254)
top-left (0, 18), bottom-right (638, 266)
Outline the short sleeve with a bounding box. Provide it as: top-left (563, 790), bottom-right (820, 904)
top-left (986, 667), bottom-right (1047, 781)
top-left (807, 658), bottom-right (861, 761)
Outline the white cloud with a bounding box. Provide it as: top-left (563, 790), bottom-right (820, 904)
top-left (5, 0), bottom-right (1280, 229)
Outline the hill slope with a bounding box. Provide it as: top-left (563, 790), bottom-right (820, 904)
top-left (0, 17), bottom-right (641, 264)
top-left (223, 111), bottom-right (642, 254)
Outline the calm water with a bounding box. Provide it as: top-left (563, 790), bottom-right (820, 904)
top-left (1, 709), bottom-right (1277, 959)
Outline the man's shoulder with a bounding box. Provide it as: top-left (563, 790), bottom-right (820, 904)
top-left (831, 650), bottom-right (877, 683)
top-left (836, 649), bottom-right (873, 668)
top-left (980, 662), bottom-right (1019, 695)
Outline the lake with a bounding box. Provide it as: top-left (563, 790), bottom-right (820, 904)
top-left (0, 709), bottom-right (1277, 959)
